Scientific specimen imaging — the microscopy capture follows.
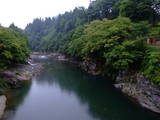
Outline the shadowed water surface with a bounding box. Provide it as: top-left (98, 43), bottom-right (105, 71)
top-left (3, 58), bottom-right (160, 120)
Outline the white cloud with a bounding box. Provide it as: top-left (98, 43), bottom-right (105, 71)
top-left (0, 0), bottom-right (89, 29)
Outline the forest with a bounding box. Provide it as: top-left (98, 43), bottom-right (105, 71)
top-left (0, 24), bottom-right (29, 70)
top-left (25, 0), bottom-right (160, 83)
top-left (0, 0), bottom-right (160, 119)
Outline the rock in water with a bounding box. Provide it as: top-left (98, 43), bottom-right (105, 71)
top-left (39, 55), bottom-right (47, 59)
top-left (0, 95), bottom-right (7, 119)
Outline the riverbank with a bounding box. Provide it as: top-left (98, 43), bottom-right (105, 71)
top-left (0, 57), bottom-right (43, 119)
top-left (80, 58), bottom-right (160, 114)
top-left (114, 73), bottom-right (160, 114)
top-left (0, 59), bottom-right (43, 88)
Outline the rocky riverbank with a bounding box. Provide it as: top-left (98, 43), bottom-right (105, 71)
top-left (47, 53), bottom-right (102, 75)
top-left (70, 57), bottom-right (160, 114)
top-left (0, 60), bottom-right (43, 88)
top-left (114, 73), bottom-right (160, 114)
top-left (0, 57), bottom-right (43, 119)
top-left (77, 57), bottom-right (160, 114)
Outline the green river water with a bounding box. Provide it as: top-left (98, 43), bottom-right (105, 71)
top-left (2, 57), bottom-right (159, 120)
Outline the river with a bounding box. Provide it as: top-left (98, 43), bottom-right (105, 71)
top-left (2, 57), bottom-right (159, 120)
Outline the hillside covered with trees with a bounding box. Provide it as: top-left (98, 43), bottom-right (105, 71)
top-left (0, 25), bottom-right (29, 71)
top-left (25, 0), bottom-right (160, 83)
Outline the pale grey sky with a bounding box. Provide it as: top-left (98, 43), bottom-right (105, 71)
top-left (0, 0), bottom-right (89, 29)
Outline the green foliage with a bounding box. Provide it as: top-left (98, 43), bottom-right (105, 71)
top-left (0, 78), bottom-right (8, 94)
top-left (25, 18), bottom-right (54, 51)
top-left (24, 0), bottom-right (160, 83)
top-left (0, 26), bottom-right (29, 70)
top-left (143, 46), bottom-right (160, 83)
top-left (25, 0), bottom-right (120, 52)
top-left (67, 18), bottom-right (160, 82)
top-left (119, 0), bottom-right (160, 23)
top-left (25, 0), bottom-right (160, 53)
top-left (148, 24), bottom-right (160, 38)
top-left (66, 26), bottom-right (86, 56)
top-left (87, 0), bottom-right (119, 21)
top-left (67, 18), bottom-right (148, 71)
top-left (104, 39), bottom-right (146, 70)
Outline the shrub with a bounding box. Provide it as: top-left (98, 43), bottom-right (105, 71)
top-left (143, 46), bottom-right (160, 83)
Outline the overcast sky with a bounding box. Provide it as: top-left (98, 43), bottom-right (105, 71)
top-left (0, 0), bottom-right (89, 29)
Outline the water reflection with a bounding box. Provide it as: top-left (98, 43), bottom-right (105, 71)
top-left (3, 59), bottom-right (159, 120)
top-left (2, 82), bottom-right (32, 120)
top-left (36, 61), bottom-right (159, 120)
top-left (6, 82), bottom-right (32, 110)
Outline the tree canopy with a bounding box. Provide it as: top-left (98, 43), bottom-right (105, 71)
top-left (24, 0), bottom-right (160, 83)
top-left (119, 0), bottom-right (160, 23)
top-left (0, 26), bottom-right (29, 70)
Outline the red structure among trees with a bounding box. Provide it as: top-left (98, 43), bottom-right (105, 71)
top-left (147, 38), bottom-right (160, 47)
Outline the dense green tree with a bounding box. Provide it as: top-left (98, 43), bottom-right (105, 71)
top-left (87, 0), bottom-right (119, 22)
top-left (67, 18), bottom-right (148, 70)
top-left (25, 18), bottom-right (54, 50)
top-left (0, 26), bottom-right (29, 70)
top-left (143, 46), bottom-right (160, 83)
top-left (119, 0), bottom-right (160, 23)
